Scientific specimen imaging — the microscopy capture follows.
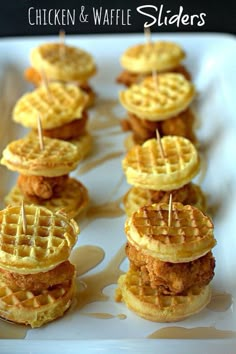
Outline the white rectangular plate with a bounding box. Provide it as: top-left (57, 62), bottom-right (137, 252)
top-left (0, 33), bottom-right (236, 353)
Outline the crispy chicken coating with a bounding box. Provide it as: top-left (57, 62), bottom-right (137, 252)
top-left (18, 174), bottom-right (68, 200)
top-left (39, 111), bottom-right (88, 140)
top-left (121, 109), bottom-right (196, 145)
top-left (126, 243), bottom-right (215, 295)
top-left (0, 261), bottom-right (75, 292)
top-left (116, 65), bottom-right (191, 87)
top-left (147, 182), bottom-right (206, 211)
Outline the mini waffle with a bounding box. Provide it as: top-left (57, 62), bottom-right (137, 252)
top-left (30, 43), bottom-right (96, 83)
top-left (0, 204), bottom-right (79, 274)
top-left (125, 203), bottom-right (216, 263)
top-left (119, 73), bottom-right (195, 121)
top-left (122, 137), bottom-right (200, 191)
top-left (5, 178), bottom-right (89, 219)
top-left (123, 184), bottom-right (206, 216)
top-left (0, 277), bottom-right (75, 328)
top-left (121, 41), bottom-right (185, 74)
top-left (116, 268), bottom-right (211, 322)
top-left (1, 135), bottom-right (82, 177)
top-left (13, 82), bottom-right (88, 130)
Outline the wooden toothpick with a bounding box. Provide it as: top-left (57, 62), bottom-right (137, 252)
top-left (144, 26), bottom-right (151, 47)
top-left (21, 199), bottom-right (27, 234)
top-left (59, 29), bottom-right (66, 59)
top-left (152, 69), bottom-right (158, 91)
top-left (156, 129), bottom-right (165, 159)
top-left (168, 193), bottom-right (173, 227)
top-left (41, 68), bottom-right (53, 101)
top-left (37, 115), bottom-right (44, 151)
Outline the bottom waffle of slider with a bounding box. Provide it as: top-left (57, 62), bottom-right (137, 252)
top-left (5, 178), bottom-right (89, 219)
top-left (116, 268), bottom-right (211, 322)
top-left (116, 202), bottom-right (216, 322)
top-left (0, 204), bottom-right (79, 327)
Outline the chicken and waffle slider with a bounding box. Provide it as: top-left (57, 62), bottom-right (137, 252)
top-left (1, 135), bottom-right (89, 218)
top-left (13, 82), bottom-right (92, 157)
top-left (0, 204), bottom-right (79, 327)
top-left (116, 202), bottom-right (216, 322)
top-left (24, 42), bottom-right (96, 107)
top-left (119, 73), bottom-right (196, 146)
top-left (122, 136), bottom-right (206, 215)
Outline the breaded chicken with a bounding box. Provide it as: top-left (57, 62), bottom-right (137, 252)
top-left (0, 261), bottom-right (75, 292)
top-left (116, 64), bottom-right (191, 86)
top-left (121, 109), bottom-right (196, 145)
top-left (126, 243), bottom-right (215, 295)
top-left (40, 111), bottom-right (88, 140)
top-left (18, 174), bottom-right (68, 200)
top-left (147, 182), bottom-right (206, 211)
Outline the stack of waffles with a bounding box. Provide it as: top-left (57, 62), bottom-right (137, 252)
top-left (24, 42), bottom-right (97, 108)
top-left (1, 135), bottom-right (89, 218)
top-left (0, 204), bottom-right (79, 327)
top-left (122, 135), bottom-right (206, 216)
top-left (119, 73), bottom-right (197, 148)
top-left (116, 202), bottom-right (216, 322)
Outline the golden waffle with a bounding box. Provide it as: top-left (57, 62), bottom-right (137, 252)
top-left (5, 178), bottom-right (89, 219)
top-left (13, 82), bottom-right (88, 130)
top-left (123, 184), bottom-right (206, 217)
top-left (119, 73), bottom-right (195, 121)
top-left (116, 269), bottom-right (211, 322)
top-left (0, 277), bottom-right (75, 328)
top-left (121, 41), bottom-right (185, 74)
top-left (125, 202), bottom-right (216, 263)
top-left (0, 204), bottom-right (79, 274)
top-left (1, 135), bottom-right (82, 177)
top-left (31, 43), bottom-right (96, 83)
top-left (122, 137), bottom-right (200, 191)
top-left (69, 133), bottom-right (93, 159)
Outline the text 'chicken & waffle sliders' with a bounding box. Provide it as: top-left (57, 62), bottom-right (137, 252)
top-left (116, 40), bottom-right (191, 87)
top-left (116, 202), bottom-right (216, 322)
top-left (119, 73), bottom-right (196, 149)
top-left (122, 135), bottom-right (206, 216)
top-left (24, 41), bottom-right (97, 107)
top-left (1, 135), bottom-right (89, 218)
top-left (0, 204), bottom-right (79, 327)
top-left (13, 82), bottom-right (92, 159)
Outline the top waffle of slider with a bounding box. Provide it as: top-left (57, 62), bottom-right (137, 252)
top-left (0, 204), bottom-right (78, 274)
top-left (122, 136), bottom-right (200, 191)
top-left (13, 82), bottom-right (88, 130)
top-left (1, 135), bottom-right (82, 177)
top-left (30, 43), bottom-right (96, 83)
top-left (125, 202), bottom-right (216, 263)
top-left (119, 73), bottom-right (195, 121)
top-left (121, 41), bottom-right (185, 73)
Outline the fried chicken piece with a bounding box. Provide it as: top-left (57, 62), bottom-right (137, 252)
top-left (147, 182), bottom-right (206, 211)
top-left (24, 67), bottom-right (42, 86)
top-left (126, 243), bottom-right (215, 295)
top-left (0, 261), bottom-right (75, 292)
top-left (40, 111), bottom-right (88, 140)
top-left (18, 174), bottom-right (68, 200)
top-left (121, 109), bottom-right (196, 145)
top-left (116, 65), bottom-right (191, 87)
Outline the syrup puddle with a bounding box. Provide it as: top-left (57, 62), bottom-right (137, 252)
top-left (69, 245), bottom-right (105, 277)
top-left (76, 244), bottom-right (126, 310)
top-left (147, 326), bottom-right (236, 339)
top-left (88, 98), bottom-right (121, 131)
top-left (86, 196), bottom-right (125, 220)
top-left (0, 318), bottom-right (28, 339)
top-left (81, 312), bottom-right (127, 320)
top-left (207, 292), bottom-right (233, 312)
top-left (78, 151), bottom-right (124, 175)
